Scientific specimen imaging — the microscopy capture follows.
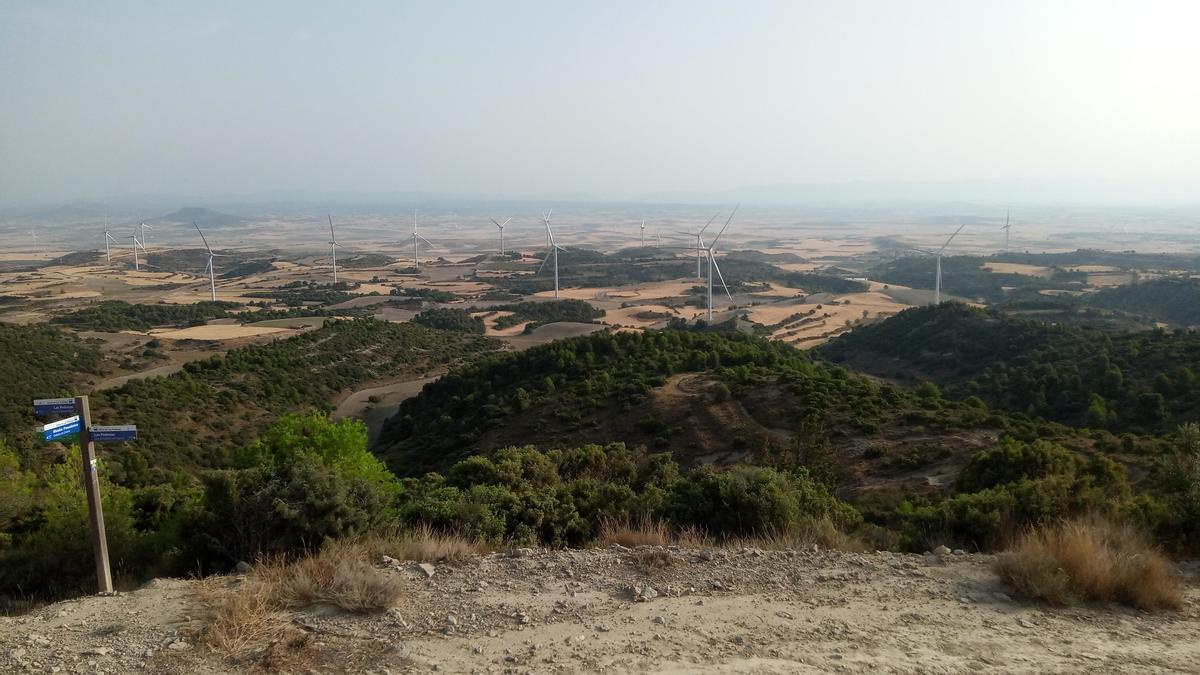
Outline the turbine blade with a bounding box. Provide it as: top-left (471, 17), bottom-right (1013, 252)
top-left (536, 250), bottom-right (551, 276)
top-left (697, 211), bottom-right (720, 236)
top-left (937, 224), bottom-right (966, 255)
top-left (328, 214), bottom-right (336, 241)
top-left (193, 222), bottom-right (212, 251)
top-left (490, 217), bottom-right (503, 228)
top-left (711, 203), bottom-right (739, 246)
top-left (417, 235), bottom-right (434, 246)
top-left (711, 252), bottom-right (734, 304)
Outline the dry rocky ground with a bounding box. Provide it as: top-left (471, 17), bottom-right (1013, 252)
top-left (2, 546), bottom-right (1198, 674)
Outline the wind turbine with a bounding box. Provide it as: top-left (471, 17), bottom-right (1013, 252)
top-left (193, 222), bottom-right (226, 302)
top-left (400, 210), bottom-right (435, 270)
top-left (639, 220), bottom-right (646, 247)
top-left (327, 214), bottom-right (346, 283)
top-left (677, 212), bottom-right (721, 278)
top-left (697, 205), bottom-right (739, 323)
top-left (489, 217), bottom-right (511, 255)
top-left (102, 228), bottom-right (118, 263)
top-left (537, 211), bottom-right (566, 299)
top-left (1001, 210), bottom-right (1012, 252)
top-left (30, 229), bottom-right (40, 256)
top-left (137, 222), bottom-right (152, 254)
top-left (910, 224), bottom-right (966, 305)
top-left (130, 228), bottom-right (141, 271)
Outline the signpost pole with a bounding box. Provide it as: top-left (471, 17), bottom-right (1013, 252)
top-left (75, 395), bottom-right (113, 594)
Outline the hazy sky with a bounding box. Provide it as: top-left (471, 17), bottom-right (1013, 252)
top-left (2, 1), bottom-right (1198, 203)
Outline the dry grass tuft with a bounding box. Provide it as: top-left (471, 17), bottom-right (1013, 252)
top-left (597, 515), bottom-right (675, 547)
top-left (632, 548), bottom-right (677, 572)
top-left (597, 516), bottom-right (713, 548)
top-left (199, 572), bottom-right (289, 655)
top-left (201, 541), bottom-right (403, 658)
top-left (730, 520), bottom-right (868, 553)
top-left (272, 543), bottom-right (403, 613)
top-left (387, 525), bottom-right (489, 563)
top-left (994, 516), bottom-right (1183, 611)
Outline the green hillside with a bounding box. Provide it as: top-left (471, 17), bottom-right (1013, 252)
top-left (821, 303), bottom-right (1200, 434)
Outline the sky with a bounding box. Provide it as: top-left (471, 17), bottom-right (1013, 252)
top-left (2, 1), bottom-right (1199, 204)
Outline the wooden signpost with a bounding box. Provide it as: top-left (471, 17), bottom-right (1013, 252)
top-left (33, 395), bottom-right (138, 595)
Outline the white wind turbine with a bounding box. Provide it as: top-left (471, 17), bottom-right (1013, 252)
top-left (327, 214), bottom-right (346, 283)
top-left (130, 227), bottom-right (142, 271)
top-left (695, 205), bottom-right (739, 323)
top-left (1001, 210), bottom-right (1012, 252)
top-left (677, 212), bottom-right (722, 278)
top-left (137, 222), bottom-right (153, 254)
top-left (400, 210), bottom-right (435, 270)
top-left (193, 222), bottom-right (226, 302)
top-left (489, 216), bottom-right (511, 255)
top-left (102, 227), bottom-right (119, 263)
top-left (910, 224), bottom-right (966, 305)
top-left (639, 220), bottom-right (646, 247)
top-left (537, 211), bottom-right (567, 299)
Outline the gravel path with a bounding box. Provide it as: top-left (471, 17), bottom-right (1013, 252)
top-left (3, 547), bottom-right (1197, 673)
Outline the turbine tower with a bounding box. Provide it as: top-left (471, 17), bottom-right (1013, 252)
top-left (537, 211), bottom-right (566, 299)
top-left (1001, 210), bottom-right (1012, 252)
top-left (327, 214), bottom-right (345, 283)
top-left (137, 222), bottom-right (152, 254)
top-left (639, 220), bottom-right (646, 247)
top-left (102, 228), bottom-right (118, 263)
top-left (193, 222), bottom-right (225, 302)
top-left (401, 210), bottom-right (435, 271)
top-left (697, 205), bottom-right (739, 322)
top-left (489, 217), bottom-right (511, 255)
top-left (677, 212), bottom-right (721, 278)
top-left (130, 228), bottom-right (141, 271)
top-left (910, 225), bottom-right (966, 305)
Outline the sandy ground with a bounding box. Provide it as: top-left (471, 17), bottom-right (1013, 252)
top-left (1088, 272), bottom-right (1136, 287)
top-left (473, 310), bottom-right (533, 336)
top-left (603, 304), bottom-right (681, 328)
top-left (333, 375), bottom-right (442, 445)
top-left (981, 262), bottom-right (1054, 278)
top-left (148, 325), bottom-right (291, 340)
top-left (2, 547), bottom-right (1195, 674)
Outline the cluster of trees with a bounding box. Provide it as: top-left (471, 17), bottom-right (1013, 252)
top-left (391, 287), bottom-right (459, 303)
top-left (375, 328), bottom-right (1012, 476)
top-left (85, 319), bottom-right (497, 484)
top-left (0, 324), bottom-right (103, 460)
top-left (52, 300), bottom-right (241, 331)
top-left (0, 415), bottom-right (857, 605)
top-left (491, 299), bottom-right (606, 329)
top-left (487, 249), bottom-right (862, 297)
top-left (243, 281), bottom-right (360, 306)
top-left (412, 308), bottom-right (485, 334)
top-left (872, 256), bottom-right (1075, 303)
top-left (1087, 277), bottom-right (1200, 326)
top-left (822, 303), bottom-right (1200, 434)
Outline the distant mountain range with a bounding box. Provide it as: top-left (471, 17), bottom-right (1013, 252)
top-left (149, 207), bottom-right (246, 227)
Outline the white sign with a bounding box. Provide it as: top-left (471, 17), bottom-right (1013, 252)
top-left (42, 415), bottom-right (81, 433)
top-left (33, 398), bottom-right (75, 407)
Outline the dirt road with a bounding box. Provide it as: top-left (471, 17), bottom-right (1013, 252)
top-left (2, 547), bottom-right (1196, 674)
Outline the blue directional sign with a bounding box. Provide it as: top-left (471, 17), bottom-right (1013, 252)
top-left (90, 425), bottom-right (138, 443)
top-left (33, 398), bottom-right (77, 418)
top-left (42, 415), bottom-right (81, 441)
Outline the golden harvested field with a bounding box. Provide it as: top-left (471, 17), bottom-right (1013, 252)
top-left (982, 262), bottom-right (1054, 278)
top-left (601, 304), bottom-right (681, 328)
top-left (1088, 272), bottom-right (1136, 286)
top-left (148, 324), bottom-right (292, 340)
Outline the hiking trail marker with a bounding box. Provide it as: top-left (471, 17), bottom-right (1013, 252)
top-left (32, 395), bottom-right (138, 595)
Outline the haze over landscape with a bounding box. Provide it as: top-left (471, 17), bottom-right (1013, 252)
top-left (3, 1), bottom-right (1199, 206)
top-left (2, 3), bottom-right (1200, 674)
